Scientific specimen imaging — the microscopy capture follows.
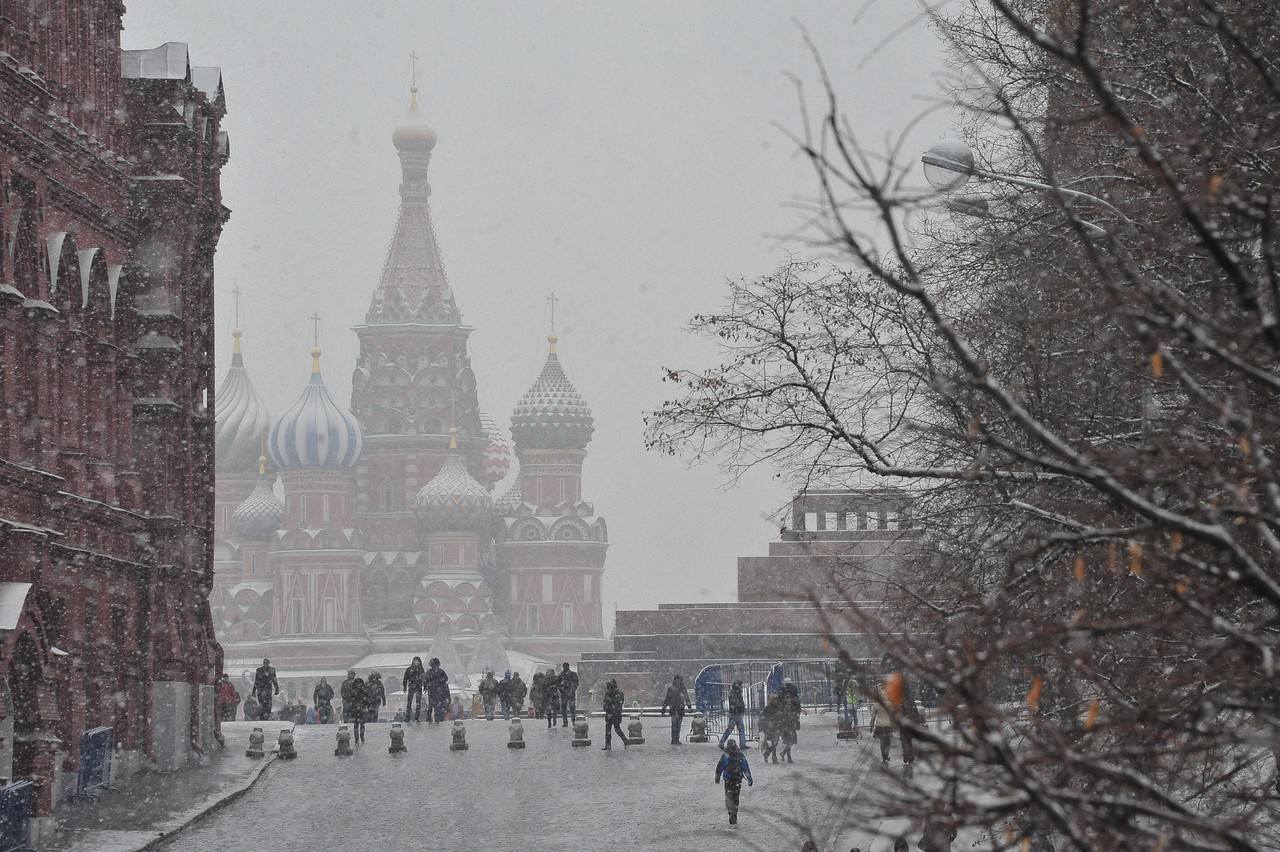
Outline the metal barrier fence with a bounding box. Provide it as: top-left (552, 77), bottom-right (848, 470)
top-left (694, 660), bottom-right (846, 743)
top-left (0, 780), bottom-right (35, 852)
top-left (69, 726), bottom-right (116, 803)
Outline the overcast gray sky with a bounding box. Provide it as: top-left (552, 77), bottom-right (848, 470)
top-left (121, 1), bottom-right (950, 630)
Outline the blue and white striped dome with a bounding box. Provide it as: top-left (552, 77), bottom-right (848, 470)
top-left (268, 349), bottom-right (363, 470)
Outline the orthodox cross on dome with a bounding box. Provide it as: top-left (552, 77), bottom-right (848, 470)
top-left (232, 285), bottom-right (244, 353)
top-left (547, 291), bottom-right (560, 355)
top-left (448, 392), bottom-right (459, 449)
top-left (310, 312), bottom-right (323, 373)
top-left (410, 51), bottom-right (419, 89)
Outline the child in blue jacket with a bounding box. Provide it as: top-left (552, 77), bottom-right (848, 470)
top-left (714, 739), bottom-right (754, 825)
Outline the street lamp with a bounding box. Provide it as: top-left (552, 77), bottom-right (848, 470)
top-left (922, 139), bottom-right (1127, 232)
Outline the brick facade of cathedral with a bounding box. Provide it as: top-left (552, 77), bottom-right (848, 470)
top-left (212, 87), bottom-right (609, 701)
top-left (0, 5), bottom-right (226, 817)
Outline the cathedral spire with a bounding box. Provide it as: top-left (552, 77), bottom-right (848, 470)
top-left (368, 72), bottom-right (455, 325)
top-left (547, 291), bottom-right (559, 356)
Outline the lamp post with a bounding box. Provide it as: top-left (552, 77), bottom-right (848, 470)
top-left (922, 140), bottom-right (1127, 234)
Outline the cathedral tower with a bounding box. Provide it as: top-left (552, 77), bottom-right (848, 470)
top-left (498, 307), bottom-right (610, 663)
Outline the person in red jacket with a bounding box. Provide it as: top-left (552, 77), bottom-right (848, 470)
top-left (215, 674), bottom-right (240, 721)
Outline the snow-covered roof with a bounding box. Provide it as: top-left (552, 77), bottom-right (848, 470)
top-left (121, 42), bottom-right (189, 81)
top-left (190, 66), bottom-right (223, 101)
top-left (0, 582), bottom-right (32, 630)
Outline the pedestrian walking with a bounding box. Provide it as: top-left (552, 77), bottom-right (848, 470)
top-left (601, 679), bottom-right (629, 750)
top-left (425, 657), bottom-right (449, 723)
top-left (558, 662), bottom-right (579, 725)
top-left (660, 674), bottom-right (692, 744)
top-left (366, 672), bottom-right (387, 723)
top-left (901, 697), bottom-right (922, 766)
top-left (215, 674), bottom-right (240, 722)
top-left (870, 694), bottom-right (894, 764)
top-left (718, 679), bottom-right (747, 749)
top-left (244, 693), bottom-right (259, 723)
top-left (760, 694), bottom-right (784, 763)
top-left (510, 671), bottom-right (527, 716)
top-left (497, 670), bottom-right (514, 720)
top-left (479, 671), bottom-right (499, 720)
top-left (349, 676), bottom-right (369, 742)
top-left (313, 677), bottom-right (335, 724)
top-left (252, 658), bottom-right (279, 721)
top-left (543, 667), bottom-right (561, 727)
top-left (530, 672), bottom-right (546, 720)
top-left (340, 669), bottom-right (360, 729)
top-left (403, 656), bottom-right (427, 722)
top-left (714, 739), bottom-right (753, 825)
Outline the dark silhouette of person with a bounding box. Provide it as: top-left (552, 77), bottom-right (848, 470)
top-left (313, 677), bottom-right (334, 724)
top-left (661, 674), bottom-right (692, 744)
top-left (425, 658), bottom-right (449, 723)
top-left (601, 679), bottom-right (629, 749)
top-left (403, 656), bottom-right (426, 722)
top-left (558, 662), bottom-right (579, 725)
top-left (252, 658), bottom-right (278, 721)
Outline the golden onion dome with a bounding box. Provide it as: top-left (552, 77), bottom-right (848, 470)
top-left (392, 86), bottom-right (437, 152)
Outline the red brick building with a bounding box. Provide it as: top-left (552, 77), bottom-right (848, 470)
top-left (0, 4), bottom-right (226, 819)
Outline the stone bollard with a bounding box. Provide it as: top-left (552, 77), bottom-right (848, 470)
top-left (508, 717), bottom-right (526, 749)
top-left (277, 728), bottom-right (298, 759)
top-left (449, 719), bottom-right (468, 751)
top-left (335, 725), bottom-right (354, 756)
top-left (571, 715), bottom-right (591, 747)
top-left (688, 713), bottom-right (708, 743)
top-left (626, 714), bottom-right (645, 745)
top-left (245, 727), bottom-right (265, 758)
top-left (389, 722), bottom-right (407, 754)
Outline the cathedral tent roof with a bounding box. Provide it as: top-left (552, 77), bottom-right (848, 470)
top-left (468, 627), bottom-right (511, 675)
top-left (427, 620), bottom-right (469, 689)
top-left (510, 343), bottom-right (594, 451)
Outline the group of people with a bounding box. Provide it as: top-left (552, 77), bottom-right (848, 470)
top-left (475, 668), bottom-right (529, 721)
top-left (529, 662), bottom-right (580, 726)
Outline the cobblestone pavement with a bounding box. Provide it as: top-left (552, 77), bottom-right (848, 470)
top-left (153, 715), bottom-right (920, 852)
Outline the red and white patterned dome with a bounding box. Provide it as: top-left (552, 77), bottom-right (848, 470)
top-left (478, 409), bottom-right (511, 485)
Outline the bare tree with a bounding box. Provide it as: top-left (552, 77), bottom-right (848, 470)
top-left (649, 1), bottom-right (1280, 848)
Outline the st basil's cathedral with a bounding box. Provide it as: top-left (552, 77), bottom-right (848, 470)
top-left (210, 84), bottom-right (610, 695)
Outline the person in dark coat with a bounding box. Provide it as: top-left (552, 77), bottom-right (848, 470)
top-left (543, 668), bottom-right (561, 727)
top-left (602, 679), bottom-right (629, 749)
top-left (313, 677), bottom-right (335, 724)
top-left (530, 672), bottom-right (545, 719)
top-left (778, 677), bottom-right (802, 762)
top-left (510, 672), bottom-right (527, 716)
top-left (558, 662), bottom-right (579, 725)
top-left (719, 679), bottom-right (747, 749)
top-left (424, 658), bottom-right (449, 724)
top-left (497, 671), bottom-right (513, 720)
top-left (252, 658), bottom-right (279, 721)
top-left (349, 677), bottom-right (368, 742)
top-left (660, 674), bottom-right (692, 744)
top-left (243, 693), bottom-right (259, 723)
top-left (340, 669), bottom-right (360, 725)
top-left (479, 671), bottom-right (499, 720)
top-left (365, 672), bottom-right (387, 723)
top-left (759, 694), bottom-right (784, 763)
top-left (714, 739), bottom-right (753, 825)
top-left (403, 656), bottom-right (427, 722)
